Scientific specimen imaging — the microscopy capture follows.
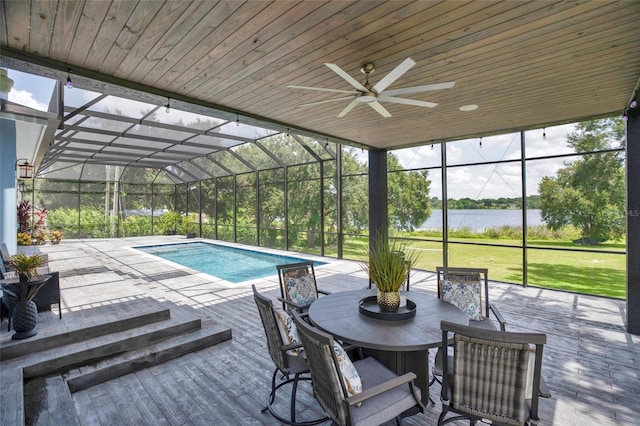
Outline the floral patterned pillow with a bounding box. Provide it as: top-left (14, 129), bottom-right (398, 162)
top-left (441, 280), bottom-right (482, 321)
top-left (273, 307), bottom-right (302, 356)
top-left (286, 274), bottom-right (318, 308)
top-left (330, 341), bottom-right (362, 397)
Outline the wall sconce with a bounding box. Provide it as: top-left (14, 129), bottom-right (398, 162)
top-left (18, 180), bottom-right (28, 193)
top-left (15, 158), bottom-right (34, 179)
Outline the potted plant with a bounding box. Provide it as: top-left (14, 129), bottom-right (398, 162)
top-left (159, 210), bottom-right (180, 235)
top-left (359, 235), bottom-right (418, 312)
top-left (183, 213), bottom-right (198, 238)
top-left (2, 253), bottom-right (50, 339)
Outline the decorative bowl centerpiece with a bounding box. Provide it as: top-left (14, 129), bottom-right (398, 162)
top-left (359, 295), bottom-right (416, 320)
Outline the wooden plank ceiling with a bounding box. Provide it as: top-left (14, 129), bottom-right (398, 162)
top-left (2, 0), bottom-right (639, 151)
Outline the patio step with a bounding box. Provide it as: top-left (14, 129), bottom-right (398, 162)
top-left (4, 299), bottom-right (232, 426)
top-left (64, 323), bottom-right (231, 393)
top-left (1, 301), bottom-right (171, 362)
top-left (21, 302), bottom-right (202, 379)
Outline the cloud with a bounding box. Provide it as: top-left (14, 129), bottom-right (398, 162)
top-left (8, 89), bottom-right (48, 111)
top-left (390, 125), bottom-right (579, 198)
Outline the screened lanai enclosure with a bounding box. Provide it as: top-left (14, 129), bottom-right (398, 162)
top-left (18, 84), bottom-right (626, 296)
top-left (3, 0), bottom-right (639, 334)
top-left (32, 86), bottom-right (357, 254)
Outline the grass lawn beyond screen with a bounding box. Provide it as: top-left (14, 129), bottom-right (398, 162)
top-left (341, 236), bottom-right (626, 299)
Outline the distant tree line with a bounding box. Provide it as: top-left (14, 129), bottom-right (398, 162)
top-left (428, 196), bottom-right (541, 210)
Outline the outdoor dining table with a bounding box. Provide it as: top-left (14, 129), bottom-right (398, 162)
top-left (307, 288), bottom-right (469, 406)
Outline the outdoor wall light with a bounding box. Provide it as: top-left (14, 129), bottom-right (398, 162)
top-left (18, 180), bottom-right (28, 193)
top-left (165, 98), bottom-right (170, 113)
top-left (66, 70), bottom-right (73, 89)
top-left (15, 158), bottom-right (34, 179)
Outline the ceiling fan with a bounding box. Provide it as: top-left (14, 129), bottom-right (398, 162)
top-left (287, 57), bottom-right (454, 118)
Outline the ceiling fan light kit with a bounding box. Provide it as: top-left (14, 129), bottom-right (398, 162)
top-left (459, 104), bottom-right (478, 111)
top-left (287, 57), bottom-right (455, 118)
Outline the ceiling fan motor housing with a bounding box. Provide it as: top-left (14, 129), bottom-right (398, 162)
top-left (361, 63), bottom-right (375, 74)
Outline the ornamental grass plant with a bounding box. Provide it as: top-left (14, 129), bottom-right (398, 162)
top-left (360, 235), bottom-right (419, 293)
top-left (5, 253), bottom-right (48, 301)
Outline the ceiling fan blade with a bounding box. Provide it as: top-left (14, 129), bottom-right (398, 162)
top-left (300, 96), bottom-right (355, 107)
top-left (382, 81), bottom-right (455, 96)
top-left (287, 85), bottom-right (358, 95)
top-left (372, 57), bottom-right (416, 93)
top-left (368, 101), bottom-right (392, 118)
top-left (325, 63), bottom-right (368, 92)
top-left (378, 95), bottom-right (438, 108)
top-left (337, 99), bottom-right (360, 118)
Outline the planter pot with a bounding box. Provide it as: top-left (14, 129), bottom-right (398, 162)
top-left (186, 232), bottom-right (196, 239)
top-left (377, 291), bottom-right (401, 312)
top-left (1, 275), bottom-right (51, 340)
top-left (12, 300), bottom-right (38, 340)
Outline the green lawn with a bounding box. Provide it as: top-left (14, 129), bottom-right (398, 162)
top-left (338, 235), bottom-right (626, 299)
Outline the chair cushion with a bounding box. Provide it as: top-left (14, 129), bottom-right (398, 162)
top-left (273, 307), bottom-right (302, 356)
top-left (441, 279), bottom-right (482, 321)
top-left (350, 357), bottom-right (421, 426)
top-left (285, 274), bottom-right (317, 308)
top-left (331, 341), bottom-right (362, 397)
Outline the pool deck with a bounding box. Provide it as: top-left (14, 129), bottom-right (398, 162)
top-left (1, 236), bottom-right (638, 425)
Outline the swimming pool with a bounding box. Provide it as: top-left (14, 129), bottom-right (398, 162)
top-left (135, 242), bottom-right (325, 283)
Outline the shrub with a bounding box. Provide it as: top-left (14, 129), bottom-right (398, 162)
top-left (50, 230), bottom-right (63, 244)
top-left (17, 232), bottom-right (32, 246)
top-left (17, 201), bottom-right (31, 233)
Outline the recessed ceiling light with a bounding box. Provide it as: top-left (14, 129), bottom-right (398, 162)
top-left (459, 104), bottom-right (478, 111)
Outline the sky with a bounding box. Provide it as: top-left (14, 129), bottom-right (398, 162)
top-left (6, 68), bottom-right (577, 199)
top-left (390, 124), bottom-right (575, 199)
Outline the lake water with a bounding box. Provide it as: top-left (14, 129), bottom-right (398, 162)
top-left (419, 209), bottom-right (545, 231)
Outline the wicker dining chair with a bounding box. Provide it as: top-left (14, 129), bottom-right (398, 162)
top-left (277, 261), bottom-right (329, 314)
top-left (436, 267), bottom-right (506, 331)
top-left (430, 267), bottom-right (508, 398)
top-left (438, 320), bottom-right (550, 426)
top-left (292, 309), bottom-right (425, 426)
top-left (252, 285), bottom-right (326, 426)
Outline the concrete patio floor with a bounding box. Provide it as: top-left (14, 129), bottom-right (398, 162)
top-left (2, 236), bottom-right (638, 425)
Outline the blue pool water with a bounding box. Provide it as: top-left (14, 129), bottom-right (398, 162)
top-left (135, 242), bottom-right (325, 283)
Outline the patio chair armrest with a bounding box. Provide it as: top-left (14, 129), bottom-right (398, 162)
top-left (346, 372), bottom-right (417, 406)
top-left (488, 303), bottom-right (507, 331)
top-left (277, 297), bottom-right (306, 311)
top-left (340, 343), bottom-right (361, 352)
top-left (282, 342), bottom-right (304, 352)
